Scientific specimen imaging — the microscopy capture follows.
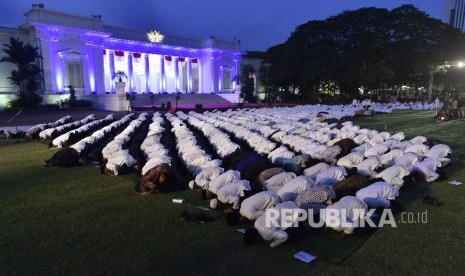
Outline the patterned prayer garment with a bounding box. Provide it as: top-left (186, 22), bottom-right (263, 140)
top-left (295, 185), bottom-right (336, 212)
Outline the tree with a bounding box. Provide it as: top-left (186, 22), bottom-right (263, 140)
top-left (259, 63), bottom-right (272, 100)
top-left (262, 5), bottom-right (465, 101)
top-left (1, 37), bottom-right (42, 108)
top-left (240, 64), bottom-right (256, 102)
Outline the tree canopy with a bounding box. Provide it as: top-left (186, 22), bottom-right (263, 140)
top-left (261, 4), bottom-right (465, 101)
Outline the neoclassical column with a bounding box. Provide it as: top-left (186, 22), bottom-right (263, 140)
top-left (187, 58), bottom-right (193, 92)
top-left (160, 55), bottom-right (166, 93)
top-left (145, 53), bottom-right (150, 92)
top-left (218, 63), bottom-right (223, 92)
top-left (174, 57), bottom-right (180, 92)
top-left (109, 50), bottom-right (116, 92)
top-left (211, 57), bottom-right (215, 93)
top-left (127, 52), bottom-right (134, 93)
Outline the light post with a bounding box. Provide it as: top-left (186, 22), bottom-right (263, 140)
top-left (427, 60), bottom-right (464, 102)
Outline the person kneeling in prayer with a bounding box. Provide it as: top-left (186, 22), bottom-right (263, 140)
top-left (136, 163), bottom-right (175, 194)
top-left (210, 179), bottom-right (251, 210)
top-left (227, 191), bottom-right (280, 225)
top-left (245, 201), bottom-right (301, 248)
top-left (322, 196), bottom-right (369, 238)
top-left (355, 181), bottom-right (401, 213)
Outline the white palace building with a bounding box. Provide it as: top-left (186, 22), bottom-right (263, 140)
top-left (0, 5), bottom-right (242, 110)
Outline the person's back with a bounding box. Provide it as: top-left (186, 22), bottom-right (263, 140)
top-left (254, 201), bottom-right (300, 247)
top-left (240, 191), bottom-right (280, 220)
top-left (324, 196), bottom-right (368, 234)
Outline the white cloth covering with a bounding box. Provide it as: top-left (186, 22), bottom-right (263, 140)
top-left (216, 180), bottom-right (251, 209)
top-left (277, 175), bottom-right (314, 202)
top-left (263, 172), bottom-right (296, 193)
top-left (315, 166), bottom-right (347, 186)
top-left (355, 156), bottom-right (381, 177)
top-left (254, 201), bottom-right (301, 247)
top-left (240, 191), bottom-right (280, 220)
top-left (207, 170), bottom-right (241, 194)
top-left (303, 162), bottom-right (330, 179)
top-left (373, 164), bottom-right (410, 189)
top-left (193, 167), bottom-right (224, 188)
top-left (356, 181), bottom-right (399, 207)
top-left (323, 196), bottom-right (368, 234)
top-left (336, 152), bottom-right (365, 168)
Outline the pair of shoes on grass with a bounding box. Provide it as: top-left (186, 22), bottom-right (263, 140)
top-left (423, 195), bottom-right (443, 207)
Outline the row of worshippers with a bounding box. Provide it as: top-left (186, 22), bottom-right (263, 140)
top-left (179, 110), bottom-right (451, 247)
top-left (44, 114), bottom-right (130, 168)
top-left (50, 114), bottom-right (113, 148)
top-left (190, 161), bottom-right (400, 247)
top-left (40, 114), bottom-right (95, 140)
top-left (25, 115), bottom-right (72, 140)
top-left (100, 113), bottom-right (148, 175)
top-left (137, 113), bottom-right (175, 193)
top-left (182, 109), bottom-right (446, 186)
top-left (166, 113), bottom-right (222, 175)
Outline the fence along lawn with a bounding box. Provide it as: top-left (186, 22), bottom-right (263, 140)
top-left (0, 110), bottom-right (464, 274)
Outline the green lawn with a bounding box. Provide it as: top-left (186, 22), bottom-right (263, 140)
top-left (1, 110), bottom-right (465, 275)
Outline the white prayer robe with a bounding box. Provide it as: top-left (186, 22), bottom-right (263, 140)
top-left (303, 162), bottom-right (330, 179)
top-left (355, 156), bottom-right (381, 177)
top-left (315, 166), bottom-right (347, 186)
top-left (263, 172), bottom-right (296, 193)
top-left (356, 182), bottom-right (399, 207)
top-left (254, 201), bottom-right (301, 247)
top-left (336, 152), bottom-right (365, 169)
top-left (216, 180), bottom-right (251, 209)
top-left (207, 170), bottom-right (241, 194)
top-left (193, 167), bottom-right (225, 188)
top-left (323, 196), bottom-right (368, 234)
top-left (240, 191), bottom-right (281, 220)
top-left (374, 164), bottom-right (410, 189)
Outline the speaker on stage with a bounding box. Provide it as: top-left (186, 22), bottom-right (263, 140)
top-left (195, 104), bottom-right (202, 112)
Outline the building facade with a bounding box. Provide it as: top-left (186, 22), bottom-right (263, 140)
top-left (0, 6), bottom-right (241, 110)
top-left (445, 0), bottom-right (465, 31)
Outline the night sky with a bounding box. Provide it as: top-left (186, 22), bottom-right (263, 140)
top-left (0, 0), bottom-right (446, 51)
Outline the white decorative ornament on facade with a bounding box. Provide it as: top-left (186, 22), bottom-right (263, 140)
top-left (147, 30), bottom-right (164, 43)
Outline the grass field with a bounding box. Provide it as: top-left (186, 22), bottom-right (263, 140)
top-left (1, 110), bottom-right (465, 275)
